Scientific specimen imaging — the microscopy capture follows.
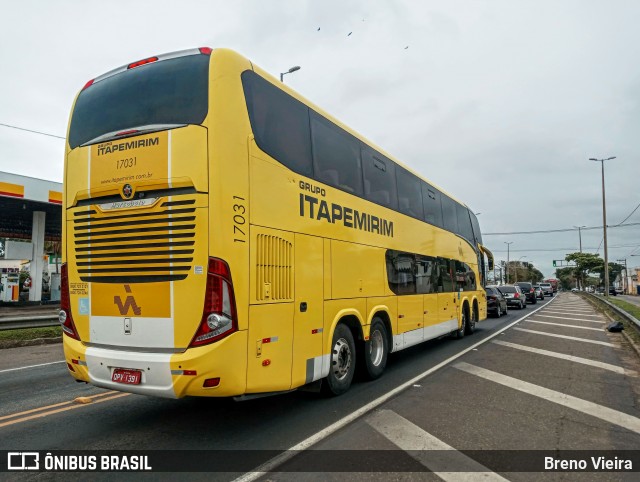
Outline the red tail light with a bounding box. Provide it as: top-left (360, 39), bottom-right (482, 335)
top-left (60, 263), bottom-right (80, 340)
top-left (128, 56), bottom-right (159, 69)
top-left (514, 292), bottom-right (520, 298)
top-left (82, 79), bottom-right (94, 90)
top-left (190, 258), bottom-right (238, 347)
top-left (199, 47), bottom-right (213, 55)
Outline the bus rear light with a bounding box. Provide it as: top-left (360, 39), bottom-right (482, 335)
top-left (190, 258), bottom-right (238, 347)
top-left (115, 129), bottom-right (140, 137)
top-left (203, 377), bottom-right (220, 388)
top-left (128, 56), bottom-right (159, 69)
top-left (82, 79), bottom-right (94, 90)
top-left (67, 363), bottom-right (75, 372)
top-left (199, 47), bottom-right (213, 55)
top-left (60, 263), bottom-right (80, 340)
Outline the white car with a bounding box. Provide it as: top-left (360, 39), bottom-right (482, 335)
top-left (539, 283), bottom-right (554, 296)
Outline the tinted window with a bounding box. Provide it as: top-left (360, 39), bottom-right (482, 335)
top-left (243, 71), bottom-right (313, 177)
top-left (470, 211), bottom-right (483, 245)
top-left (386, 251), bottom-right (415, 295)
top-left (455, 261), bottom-right (477, 291)
top-left (456, 204), bottom-right (474, 243)
top-left (362, 147), bottom-right (398, 210)
top-left (416, 255), bottom-right (437, 294)
top-left (441, 195), bottom-right (458, 233)
top-left (422, 183), bottom-right (443, 228)
top-left (498, 286), bottom-right (516, 293)
top-left (436, 258), bottom-right (454, 293)
top-left (70, 54), bottom-right (210, 149)
top-left (396, 167), bottom-right (424, 220)
top-left (311, 112), bottom-right (363, 195)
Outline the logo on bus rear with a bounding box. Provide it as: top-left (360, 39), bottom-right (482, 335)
top-left (114, 285), bottom-right (141, 316)
top-left (122, 184), bottom-right (133, 199)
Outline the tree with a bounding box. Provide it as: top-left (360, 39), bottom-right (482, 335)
top-left (556, 267), bottom-right (575, 290)
top-left (565, 252), bottom-right (603, 289)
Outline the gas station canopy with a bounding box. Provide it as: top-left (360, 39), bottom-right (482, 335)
top-left (0, 171), bottom-right (62, 241)
top-left (1, 171), bottom-right (62, 302)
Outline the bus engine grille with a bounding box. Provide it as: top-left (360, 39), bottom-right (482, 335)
top-left (72, 200), bottom-right (196, 283)
top-left (256, 234), bottom-right (293, 301)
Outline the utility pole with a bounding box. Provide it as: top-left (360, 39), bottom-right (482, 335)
top-left (573, 225), bottom-right (586, 253)
top-left (504, 242), bottom-right (513, 284)
top-left (617, 258), bottom-right (627, 294)
top-left (589, 157), bottom-right (615, 297)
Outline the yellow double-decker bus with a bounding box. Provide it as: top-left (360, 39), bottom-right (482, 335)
top-left (61, 47), bottom-right (494, 398)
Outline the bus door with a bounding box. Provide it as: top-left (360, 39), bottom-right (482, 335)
top-left (291, 234), bottom-right (324, 387)
top-left (247, 227), bottom-right (294, 393)
top-left (417, 256), bottom-right (439, 335)
top-left (437, 258), bottom-right (457, 329)
top-left (393, 254), bottom-right (422, 348)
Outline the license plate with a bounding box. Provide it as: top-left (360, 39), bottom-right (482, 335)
top-left (112, 368), bottom-right (142, 385)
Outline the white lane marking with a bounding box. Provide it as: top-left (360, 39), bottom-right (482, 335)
top-left (454, 362), bottom-right (640, 435)
top-left (492, 340), bottom-right (629, 375)
top-left (535, 314), bottom-right (604, 323)
top-left (526, 320), bottom-right (603, 332)
top-left (0, 361), bottom-right (66, 374)
top-left (367, 410), bottom-right (509, 481)
top-left (540, 310), bottom-right (602, 318)
top-left (513, 328), bottom-right (616, 347)
top-left (232, 298), bottom-right (556, 482)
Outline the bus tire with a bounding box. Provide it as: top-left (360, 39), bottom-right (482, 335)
top-left (466, 305), bottom-right (477, 335)
top-left (454, 309), bottom-right (467, 339)
top-left (322, 324), bottom-right (356, 396)
top-left (363, 318), bottom-right (388, 380)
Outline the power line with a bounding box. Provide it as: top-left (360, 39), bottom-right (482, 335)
top-left (614, 201), bottom-right (640, 226)
top-left (484, 222), bottom-right (640, 236)
top-left (490, 243), bottom-right (640, 254)
top-left (0, 122), bottom-right (65, 140)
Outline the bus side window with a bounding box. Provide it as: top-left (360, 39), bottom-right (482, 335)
top-left (310, 112), bottom-right (363, 195)
top-left (242, 71), bottom-right (313, 177)
top-left (362, 147), bottom-right (398, 211)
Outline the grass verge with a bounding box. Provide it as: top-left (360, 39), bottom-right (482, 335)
top-left (0, 326), bottom-right (62, 343)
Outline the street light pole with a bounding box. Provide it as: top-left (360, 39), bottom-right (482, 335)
top-left (504, 242), bottom-right (513, 284)
top-left (280, 65), bottom-right (301, 82)
top-left (589, 157), bottom-right (615, 297)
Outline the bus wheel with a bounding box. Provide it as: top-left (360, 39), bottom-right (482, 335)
top-left (323, 324), bottom-right (356, 396)
top-left (363, 318), bottom-right (388, 380)
top-left (454, 309), bottom-right (467, 339)
top-left (465, 307), bottom-right (477, 335)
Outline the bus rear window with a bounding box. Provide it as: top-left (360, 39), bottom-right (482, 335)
top-left (69, 54), bottom-right (210, 148)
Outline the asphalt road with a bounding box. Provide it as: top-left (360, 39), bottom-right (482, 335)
top-left (1, 293), bottom-right (639, 480)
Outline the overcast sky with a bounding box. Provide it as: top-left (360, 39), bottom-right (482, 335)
top-left (1, 0), bottom-right (639, 279)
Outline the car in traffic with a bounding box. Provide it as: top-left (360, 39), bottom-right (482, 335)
top-left (539, 282), bottom-right (554, 297)
top-left (533, 284), bottom-right (545, 300)
top-left (515, 282), bottom-right (537, 304)
top-left (496, 285), bottom-right (527, 309)
top-left (485, 286), bottom-right (508, 317)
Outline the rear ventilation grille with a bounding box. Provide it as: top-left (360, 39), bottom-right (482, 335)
top-left (256, 234), bottom-right (293, 301)
top-left (72, 200), bottom-right (196, 283)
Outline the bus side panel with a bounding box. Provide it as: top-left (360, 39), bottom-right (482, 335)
top-left (331, 240), bottom-right (385, 299)
top-left (246, 303), bottom-right (294, 392)
top-left (209, 49), bottom-right (254, 333)
top-left (291, 234), bottom-right (324, 388)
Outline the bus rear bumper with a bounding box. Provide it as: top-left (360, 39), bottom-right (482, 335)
top-left (63, 331), bottom-right (248, 398)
